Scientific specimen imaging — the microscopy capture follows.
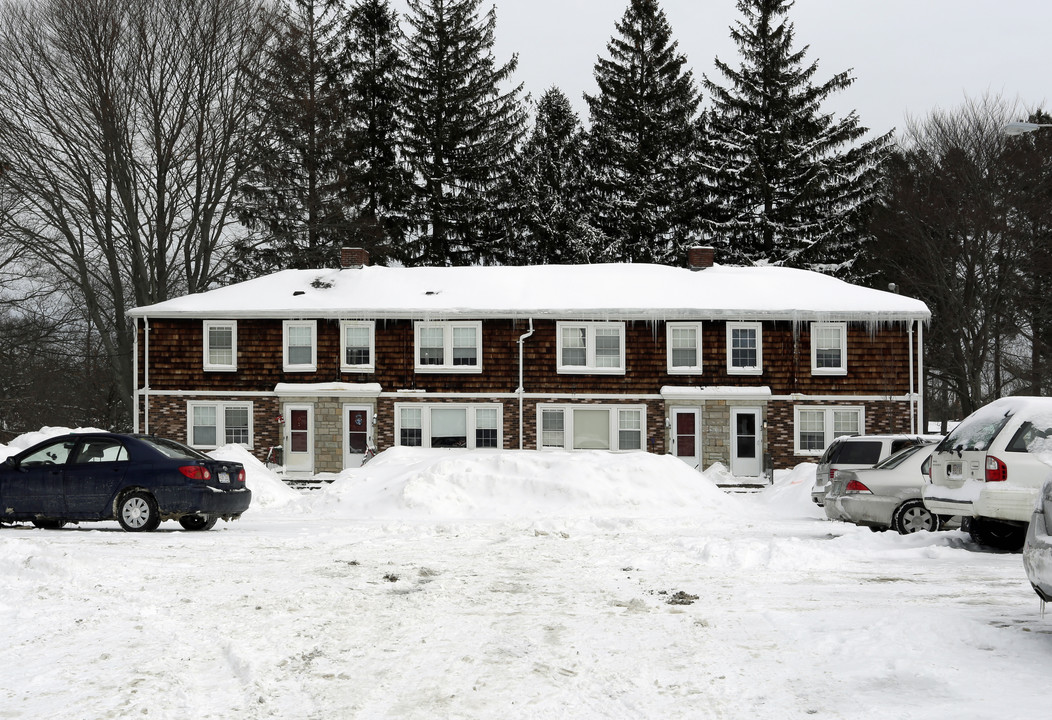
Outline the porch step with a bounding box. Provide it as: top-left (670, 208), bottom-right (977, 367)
top-left (284, 477), bottom-right (336, 491)
top-left (716, 483), bottom-right (768, 494)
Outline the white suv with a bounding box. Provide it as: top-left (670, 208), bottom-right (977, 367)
top-left (812, 434), bottom-right (934, 507)
top-left (923, 396), bottom-right (1052, 550)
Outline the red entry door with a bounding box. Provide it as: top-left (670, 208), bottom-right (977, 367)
top-left (672, 408), bottom-right (700, 469)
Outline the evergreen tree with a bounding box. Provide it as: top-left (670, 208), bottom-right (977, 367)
top-left (702, 0), bottom-right (890, 276)
top-left (584, 0), bottom-right (705, 264)
top-left (237, 0), bottom-right (348, 274)
top-left (399, 0), bottom-right (527, 266)
top-left (506, 87), bottom-right (599, 264)
top-left (342, 0), bottom-right (412, 265)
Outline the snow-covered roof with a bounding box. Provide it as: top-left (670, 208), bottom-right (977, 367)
top-left (129, 263), bottom-right (930, 322)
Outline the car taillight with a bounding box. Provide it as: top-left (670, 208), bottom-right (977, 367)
top-left (985, 456), bottom-right (1008, 482)
top-left (237, 469), bottom-right (246, 483)
top-left (179, 465), bottom-right (212, 481)
top-left (829, 469), bottom-right (837, 481)
top-left (845, 479), bottom-right (872, 493)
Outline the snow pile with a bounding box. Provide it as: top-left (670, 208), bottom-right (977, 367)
top-left (206, 444), bottom-right (300, 509)
top-left (754, 462), bottom-right (824, 518)
top-left (295, 447), bottom-right (743, 520)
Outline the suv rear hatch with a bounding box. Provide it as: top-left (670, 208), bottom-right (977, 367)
top-left (929, 406), bottom-right (1013, 489)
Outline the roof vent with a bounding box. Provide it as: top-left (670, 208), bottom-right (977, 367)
top-left (341, 247), bottom-right (369, 268)
top-left (687, 246), bottom-right (715, 271)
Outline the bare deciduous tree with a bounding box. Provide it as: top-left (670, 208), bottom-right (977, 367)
top-left (0, 0), bottom-right (275, 426)
top-left (870, 95), bottom-right (1047, 419)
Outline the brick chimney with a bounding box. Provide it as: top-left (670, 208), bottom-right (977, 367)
top-left (687, 246), bottom-right (714, 270)
top-left (340, 247), bottom-right (369, 268)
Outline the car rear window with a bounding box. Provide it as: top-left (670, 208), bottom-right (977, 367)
top-left (937, 408), bottom-right (1012, 452)
top-left (140, 437), bottom-right (209, 460)
top-left (834, 441), bottom-right (883, 465)
top-left (874, 444), bottom-right (926, 469)
top-left (1005, 421), bottom-right (1052, 453)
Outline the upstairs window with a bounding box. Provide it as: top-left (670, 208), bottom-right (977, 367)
top-left (203, 321), bottom-right (237, 371)
top-left (811, 322), bottom-right (847, 375)
top-left (727, 322), bottom-right (762, 375)
top-left (667, 323), bottom-right (703, 374)
top-left (283, 320), bottom-right (317, 372)
top-left (340, 321), bottom-right (375, 372)
top-left (557, 322), bottom-right (625, 374)
top-left (414, 321), bottom-right (482, 373)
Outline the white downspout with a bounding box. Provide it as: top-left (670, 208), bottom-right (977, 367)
top-left (908, 321), bottom-right (915, 434)
top-left (517, 318), bottom-right (535, 449)
top-left (918, 321), bottom-right (925, 433)
top-left (143, 316), bottom-right (150, 434)
top-left (133, 317), bottom-right (140, 432)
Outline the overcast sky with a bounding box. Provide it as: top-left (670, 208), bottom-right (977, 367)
top-left (393, 0), bottom-right (1051, 140)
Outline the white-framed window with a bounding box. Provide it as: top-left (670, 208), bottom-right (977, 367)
top-left (727, 322), bottom-right (762, 375)
top-left (340, 320), bottom-right (375, 372)
top-left (394, 403), bottom-right (503, 449)
top-left (556, 322), bottom-right (626, 374)
top-left (187, 401), bottom-right (253, 449)
top-left (203, 320), bottom-right (237, 371)
top-left (667, 322), bottom-right (703, 374)
top-left (283, 320), bottom-right (317, 372)
top-left (794, 405), bottom-right (863, 454)
top-left (537, 404), bottom-right (646, 451)
top-left (414, 321), bottom-right (482, 373)
top-left (811, 322), bottom-right (847, 375)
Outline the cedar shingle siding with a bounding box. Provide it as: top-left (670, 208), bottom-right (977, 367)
top-left (141, 319), bottom-right (914, 396)
top-left (137, 316), bottom-right (920, 474)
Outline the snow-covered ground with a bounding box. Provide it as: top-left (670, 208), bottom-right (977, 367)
top-left (2, 434), bottom-right (1051, 719)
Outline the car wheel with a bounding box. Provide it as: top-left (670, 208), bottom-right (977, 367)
top-left (117, 491), bottom-right (161, 532)
top-left (967, 517), bottom-right (1027, 551)
top-left (892, 500), bottom-right (941, 535)
top-left (31, 518), bottom-right (67, 530)
top-left (178, 514), bottom-right (218, 531)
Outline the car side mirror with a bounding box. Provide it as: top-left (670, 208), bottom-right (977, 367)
top-left (2, 456), bottom-right (20, 470)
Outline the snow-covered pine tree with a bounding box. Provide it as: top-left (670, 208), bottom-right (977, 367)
top-left (506, 87), bottom-right (599, 264)
top-left (702, 0), bottom-right (890, 277)
top-left (236, 0), bottom-right (349, 274)
top-left (342, 0), bottom-right (412, 265)
top-left (585, 0), bottom-right (705, 265)
top-left (399, 0), bottom-right (527, 266)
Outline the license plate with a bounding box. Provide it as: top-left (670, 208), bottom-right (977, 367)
top-left (218, 472), bottom-right (230, 484)
top-left (947, 462), bottom-right (962, 480)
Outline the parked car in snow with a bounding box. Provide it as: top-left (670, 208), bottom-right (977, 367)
top-left (1023, 479), bottom-right (1052, 602)
top-left (823, 442), bottom-right (950, 534)
top-left (924, 397), bottom-right (1052, 550)
top-left (0, 432), bottom-right (250, 532)
top-left (812, 434), bottom-right (935, 507)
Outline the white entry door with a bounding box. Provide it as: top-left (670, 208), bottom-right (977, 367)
top-left (670, 408), bottom-right (701, 470)
top-left (731, 408), bottom-right (761, 478)
top-left (343, 405), bottom-right (373, 469)
top-left (284, 404), bottom-right (314, 474)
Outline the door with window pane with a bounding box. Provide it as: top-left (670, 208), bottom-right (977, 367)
top-left (284, 404), bottom-right (314, 474)
top-left (731, 408), bottom-right (761, 477)
top-left (671, 408), bottom-right (700, 469)
top-left (343, 405), bottom-right (372, 468)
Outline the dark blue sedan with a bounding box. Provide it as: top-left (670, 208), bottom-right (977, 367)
top-left (0, 433), bottom-right (251, 532)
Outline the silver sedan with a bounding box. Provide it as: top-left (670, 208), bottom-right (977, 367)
top-left (824, 443), bottom-right (946, 534)
top-left (1023, 479), bottom-right (1052, 602)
